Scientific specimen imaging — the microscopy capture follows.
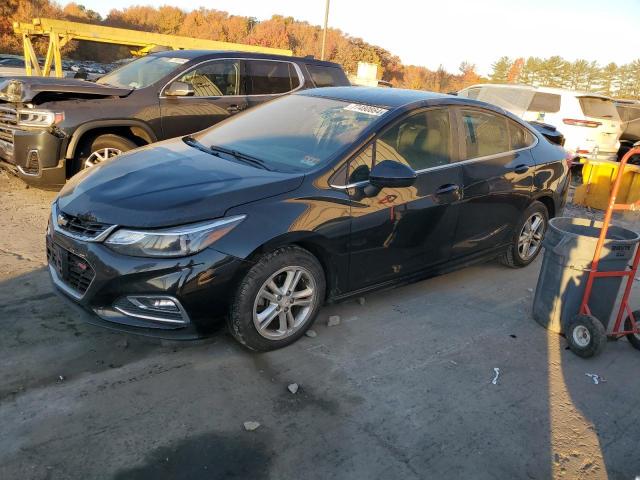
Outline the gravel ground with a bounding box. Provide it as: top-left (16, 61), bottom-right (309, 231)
top-left (1, 169), bottom-right (640, 480)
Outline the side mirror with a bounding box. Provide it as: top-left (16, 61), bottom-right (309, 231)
top-left (164, 81), bottom-right (194, 97)
top-left (369, 160), bottom-right (417, 188)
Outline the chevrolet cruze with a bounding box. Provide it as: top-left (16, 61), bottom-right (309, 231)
top-left (48, 87), bottom-right (570, 351)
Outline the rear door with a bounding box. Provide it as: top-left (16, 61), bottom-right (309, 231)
top-left (451, 107), bottom-right (536, 258)
top-left (577, 96), bottom-right (623, 155)
top-left (244, 59), bottom-right (303, 110)
top-left (345, 107), bottom-right (463, 289)
top-left (159, 58), bottom-right (248, 139)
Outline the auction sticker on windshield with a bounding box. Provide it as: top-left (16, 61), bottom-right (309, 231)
top-left (343, 104), bottom-right (388, 116)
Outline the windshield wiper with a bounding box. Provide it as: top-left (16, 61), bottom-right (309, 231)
top-left (209, 144), bottom-right (272, 171)
top-left (183, 135), bottom-right (223, 157)
top-left (183, 137), bottom-right (272, 171)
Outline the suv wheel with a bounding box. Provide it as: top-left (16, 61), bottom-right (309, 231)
top-left (76, 134), bottom-right (137, 171)
top-left (228, 246), bottom-right (325, 351)
top-left (501, 201), bottom-right (549, 268)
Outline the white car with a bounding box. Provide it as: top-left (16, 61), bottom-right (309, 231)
top-left (458, 84), bottom-right (623, 162)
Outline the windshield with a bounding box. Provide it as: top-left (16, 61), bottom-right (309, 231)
top-left (97, 55), bottom-right (189, 90)
top-left (193, 95), bottom-right (387, 173)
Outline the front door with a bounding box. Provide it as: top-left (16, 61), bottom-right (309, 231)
top-left (159, 59), bottom-right (248, 139)
top-left (451, 107), bottom-right (536, 258)
top-left (346, 107), bottom-right (463, 290)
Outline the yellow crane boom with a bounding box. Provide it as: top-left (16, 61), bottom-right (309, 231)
top-left (13, 17), bottom-right (293, 78)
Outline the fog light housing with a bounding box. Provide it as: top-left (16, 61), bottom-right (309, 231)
top-left (113, 295), bottom-right (190, 325)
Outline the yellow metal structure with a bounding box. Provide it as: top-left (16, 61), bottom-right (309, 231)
top-left (573, 160), bottom-right (640, 210)
top-left (13, 17), bottom-right (293, 78)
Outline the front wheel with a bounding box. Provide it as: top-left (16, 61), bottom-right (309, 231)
top-left (228, 246), bottom-right (326, 351)
top-left (565, 314), bottom-right (606, 358)
top-left (501, 201), bottom-right (549, 268)
top-left (74, 134), bottom-right (137, 173)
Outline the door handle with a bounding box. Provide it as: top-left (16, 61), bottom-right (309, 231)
top-left (226, 104), bottom-right (243, 113)
top-left (514, 164), bottom-right (530, 174)
top-left (435, 184), bottom-right (460, 196)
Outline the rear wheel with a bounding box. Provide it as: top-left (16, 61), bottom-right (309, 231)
top-left (501, 201), bottom-right (549, 268)
top-left (74, 134), bottom-right (137, 173)
top-left (228, 246), bottom-right (325, 351)
top-left (565, 314), bottom-right (606, 358)
top-left (624, 311), bottom-right (640, 350)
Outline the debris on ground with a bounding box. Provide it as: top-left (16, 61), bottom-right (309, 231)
top-left (585, 373), bottom-right (606, 385)
top-left (327, 315), bottom-right (341, 327)
top-left (491, 368), bottom-right (500, 385)
top-left (287, 383), bottom-right (299, 394)
top-left (357, 297), bottom-right (366, 306)
top-left (509, 334), bottom-right (517, 338)
top-left (243, 421), bottom-right (261, 431)
top-left (57, 375), bottom-right (65, 382)
top-left (527, 288), bottom-right (534, 293)
top-left (305, 329), bottom-right (317, 338)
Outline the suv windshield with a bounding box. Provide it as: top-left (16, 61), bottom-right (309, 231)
top-left (193, 95), bottom-right (387, 173)
top-left (97, 55), bottom-right (188, 90)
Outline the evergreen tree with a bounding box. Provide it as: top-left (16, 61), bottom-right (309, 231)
top-left (490, 56), bottom-right (512, 83)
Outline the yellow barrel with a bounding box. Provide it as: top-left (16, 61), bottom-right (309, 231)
top-left (573, 160), bottom-right (640, 210)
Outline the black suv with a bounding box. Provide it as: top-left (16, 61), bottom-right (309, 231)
top-left (0, 51), bottom-right (349, 189)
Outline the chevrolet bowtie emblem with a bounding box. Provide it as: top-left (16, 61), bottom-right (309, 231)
top-left (57, 214), bottom-right (68, 228)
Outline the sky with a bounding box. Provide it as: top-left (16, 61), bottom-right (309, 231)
top-left (62, 0), bottom-right (640, 75)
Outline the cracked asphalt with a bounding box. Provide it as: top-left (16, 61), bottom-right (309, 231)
top-left (1, 170), bottom-right (639, 479)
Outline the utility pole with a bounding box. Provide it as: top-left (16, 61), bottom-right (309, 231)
top-left (321, 0), bottom-right (330, 60)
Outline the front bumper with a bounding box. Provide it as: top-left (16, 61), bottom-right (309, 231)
top-left (0, 128), bottom-right (67, 189)
top-left (47, 228), bottom-right (247, 339)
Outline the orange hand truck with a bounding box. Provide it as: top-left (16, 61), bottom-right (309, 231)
top-left (565, 145), bottom-right (640, 357)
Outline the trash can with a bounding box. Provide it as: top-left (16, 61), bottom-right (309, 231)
top-left (533, 217), bottom-right (640, 333)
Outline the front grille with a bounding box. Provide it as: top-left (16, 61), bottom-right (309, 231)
top-left (0, 103), bottom-right (17, 163)
top-left (56, 210), bottom-right (114, 240)
top-left (47, 239), bottom-right (95, 295)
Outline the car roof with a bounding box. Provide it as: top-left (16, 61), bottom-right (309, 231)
top-left (462, 83), bottom-right (613, 99)
top-left (149, 49), bottom-right (340, 67)
top-left (298, 86), bottom-right (453, 109)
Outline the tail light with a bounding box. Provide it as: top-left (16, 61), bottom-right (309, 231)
top-left (565, 151), bottom-right (574, 169)
top-left (563, 118), bottom-right (601, 128)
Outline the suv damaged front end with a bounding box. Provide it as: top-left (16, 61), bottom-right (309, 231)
top-left (0, 77), bottom-right (132, 189)
top-left (0, 81), bottom-right (68, 188)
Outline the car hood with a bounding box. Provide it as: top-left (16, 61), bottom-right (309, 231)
top-left (0, 76), bottom-right (131, 103)
top-left (57, 139), bottom-right (305, 228)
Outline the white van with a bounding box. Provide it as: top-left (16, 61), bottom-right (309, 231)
top-left (458, 84), bottom-right (623, 162)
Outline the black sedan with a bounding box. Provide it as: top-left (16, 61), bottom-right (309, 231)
top-left (48, 87), bottom-right (570, 351)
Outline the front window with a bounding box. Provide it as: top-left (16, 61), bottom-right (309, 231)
top-left (192, 95), bottom-right (386, 173)
top-left (97, 55), bottom-right (189, 90)
top-left (174, 60), bottom-right (242, 97)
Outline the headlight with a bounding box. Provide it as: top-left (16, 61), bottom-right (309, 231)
top-left (104, 215), bottom-right (245, 258)
top-left (17, 109), bottom-right (64, 127)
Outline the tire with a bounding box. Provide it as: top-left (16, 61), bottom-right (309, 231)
top-left (228, 246), bottom-right (326, 352)
top-left (564, 314), bottom-right (606, 358)
top-left (624, 311), bottom-right (640, 351)
top-left (500, 201), bottom-right (549, 268)
top-left (74, 134), bottom-right (137, 173)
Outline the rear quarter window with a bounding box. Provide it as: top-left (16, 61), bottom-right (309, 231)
top-left (579, 97), bottom-right (619, 120)
top-left (306, 64), bottom-right (350, 87)
top-left (528, 93), bottom-right (561, 113)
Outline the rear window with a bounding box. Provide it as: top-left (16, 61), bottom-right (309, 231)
top-left (246, 60), bottom-right (300, 95)
top-left (579, 97), bottom-right (619, 120)
top-left (528, 93), bottom-right (561, 113)
top-left (461, 87), bottom-right (481, 100)
top-left (306, 64), bottom-right (350, 88)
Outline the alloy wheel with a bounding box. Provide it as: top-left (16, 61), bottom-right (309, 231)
top-left (518, 212), bottom-right (545, 261)
top-left (253, 266), bottom-right (317, 340)
top-left (85, 147), bottom-right (122, 168)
